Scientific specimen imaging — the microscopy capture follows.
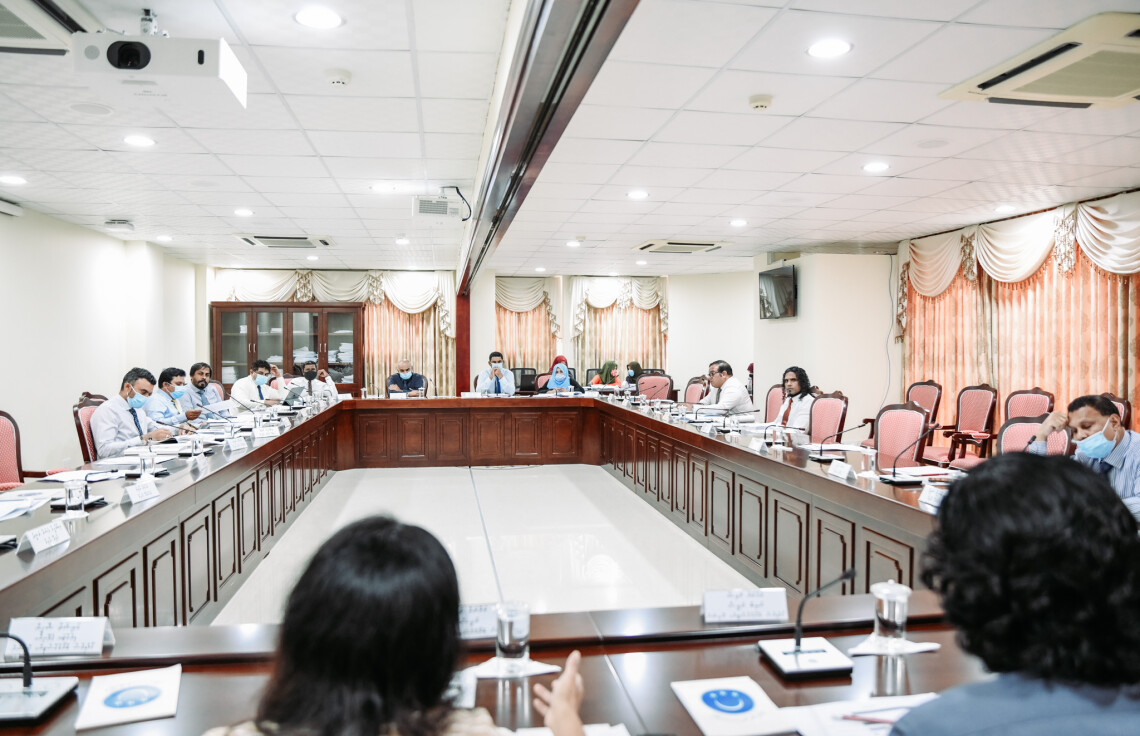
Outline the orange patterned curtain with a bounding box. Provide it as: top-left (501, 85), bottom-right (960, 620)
top-left (578, 303), bottom-right (666, 375)
top-left (495, 302), bottom-right (557, 372)
top-left (906, 249), bottom-right (1140, 429)
top-left (363, 300), bottom-right (455, 397)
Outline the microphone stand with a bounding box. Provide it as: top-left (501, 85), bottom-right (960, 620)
top-left (0, 634), bottom-right (79, 719)
top-left (879, 426), bottom-right (938, 485)
top-left (756, 568), bottom-right (858, 678)
top-left (807, 421), bottom-right (873, 461)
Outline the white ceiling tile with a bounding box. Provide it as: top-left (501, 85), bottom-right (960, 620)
top-left (589, 185), bottom-right (686, 201)
top-left (653, 201), bottom-right (736, 217)
top-left (671, 188), bottom-right (756, 205)
top-left (413, 0), bottom-right (509, 52)
top-left (548, 138), bottom-right (643, 165)
top-left (421, 99), bottom-right (492, 134)
top-left (1068, 168), bottom-right (1140, 191)
top-left (218, 154), bottom-right (327, 177)
top-left (0, 90), bottom-right (43, 123)
top-left (264, 192), bottom-right (351, 208)
top-left (791, 0), bottom-right (979, 21)
top-left (919, 100), bottom-right (1064, 130)
top-left (322, 157), bottom-right (424, 179)
top-left (533, 162), bottom-right (618, 184)
top-left (627, 142), bottom-right (749, 168)
top-left (821, 193), bottom-right (917, 209)
top-left (583, 62), bottom-right (718, 108)
top-left (957, 0), bottom-right (1138, 29)
top-left (814, 152), bottom-right (939, 177)
top-left (514, 197), bottom-right (581, 213)
top-left (892, 197), bottom-right (989, 214)
top-left (0, 122), bottom-right (93, 151)
top-left (228, 0), bottom-right (410, 48)
top-left (1026, 106), bottom-right (1140, 137)
top-left (654, 111), bottom-right (793, 146)
top-left (610, 0), bottom-right (778, 67)
top-left (957, 131), bottom-right (1114, 163)
top-left (693, 169), bottom-right (800, 190)
top-left (861, 124), bottom-right (1010, 157)
top-left (852, 209), bottom-right (932, 224)
top-left (731, 11), bottom-right (941, 77)
top-left (1044, 137), bottom-right (1140, 168)
top-left (308, 131), bottom-right (422, 158)
top-left (725, 147), bottom-right (845, 173)
top-left (240, 176), bottom-right (340, 194)
top-left (417, 53), bottom-right (499, 99)
top-left (527, 182), bottom-right (605, 199)
top-left (983, 162), bottom-right (1118, 186)
top-left (856, 177), bottom-right (962, 197)
top-left (424, 133), bottom-right (483, 159)
top-left (871, 24), bottom-right (1055, 84)
top-left (0, 51), bottom-right (76, 87)
top-left (936, 181), bottom-right (1052, 201)
top-left (809, 79), bottom-right (955, 123)
top-left (779, 174), bottom-right (876, 194)
top-left (902, 156), bottom-right (1021, 181)
top-left (117, 152), bottom-right (233, 176)
top-left (760, 118), bottom-right (903, 152)
top-left (687, 70), bottom-right (856, 117)
top-left (188, 129), bottom-right (316, 156)
top-left (164, 94), bottom-right (297, 130)
top-left (609, 165), bottom-right (715, 187)
top-left (422, 159), bottom-right (478, 179)
top-left (180, 190), bottom-right (273, 207)
top-left (254, 48), bottom-right (416, 96)
top-left (285, 95), bottom-right (419, 132)
top-left (562, 106), bottom-right (673, 141)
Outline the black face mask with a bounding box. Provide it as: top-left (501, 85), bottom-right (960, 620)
top-left (304, 370), bottom-right (318, 381)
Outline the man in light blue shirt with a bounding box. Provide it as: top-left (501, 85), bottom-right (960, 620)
top-left (475, 351), bottom-right (515, 396)
top-left (185, 362), bottom-right (228, 420)
top-left (146, 367), bottom-right (201, 430)
top-left (1029, 394), bottom-right (1140, 522)
top-left (89, 367), bottom-right (173, 459)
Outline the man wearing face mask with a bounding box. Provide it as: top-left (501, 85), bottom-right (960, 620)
top-left (89, 367), bottom-right (173, 458)
top-left (387, 359), bottom-right (426, 397)
top-left (145, 367), bottom-right (203, 430)
top-left (287, 360), bottom-right (337, 401)
top-left (475, 351), bottom-right (515, 396)
top-left (185, 362), bottom-right (228, 419)
top-left (230, 360), bottom-right (286, 413)
top-left (1030, 395), bottom-right (1140, 521)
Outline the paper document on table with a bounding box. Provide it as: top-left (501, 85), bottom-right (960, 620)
top-left (39, 469), bottom-right (123, 483)
top-left (0, 498), bottom-right (34, 522)
top-left (751, 693), bottom-right (938, 736)
top-left (671, 676), bottom-right (778, 736)
top-left (74, 664), bottom-right (181, 730)
top-left (890, 467), bottom-right (954, 477)
top-left (805, 443), bottom-right (866, 452)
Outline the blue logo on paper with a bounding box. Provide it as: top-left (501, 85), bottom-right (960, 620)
top-left (701, 689), bottom-right (754, 714)
top-left (104, 685), bottom-right (161, 708)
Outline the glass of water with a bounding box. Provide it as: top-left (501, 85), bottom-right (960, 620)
top-left (62, 479), bottom-right (87, 519)
top-left (496, 601), bottom-right (530, 676)
top-left (139, 451), bottom-right (156, 476)
top-left (871, 579), bottom-right (912, 650)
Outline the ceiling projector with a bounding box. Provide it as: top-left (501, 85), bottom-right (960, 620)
top-left (71, 32), bottom-right (247, 109)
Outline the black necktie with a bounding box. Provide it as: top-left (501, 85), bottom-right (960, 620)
top-left (129, 408), bottom-right (143, 437)
top-left (257, 384), bottom-right (264, 400)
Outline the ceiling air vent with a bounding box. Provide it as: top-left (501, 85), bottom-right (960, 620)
top-left (0, 0), bottom-right (102, 55)
top-left (636, 239), bottom-right (721, 254)
top-left (942, 12), bottom-right (1140, 109)
top-left (237, 235), bottom-right (333, 249)
top-left (414, 195), bottom-right (462, 218)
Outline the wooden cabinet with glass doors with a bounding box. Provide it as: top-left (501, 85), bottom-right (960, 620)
top-left (210, 302), bottom-right (364, 397)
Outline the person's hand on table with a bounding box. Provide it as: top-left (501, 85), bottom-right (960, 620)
top-left (1036, 411), bottom-right (1068, 441)
top-left (264, 399), bottom-right (281, 407)
top-left (144, 428), bottom-right (172, 442)
top-left (533, 650), bottom-right (585, 736)
top-left (409, 390), bottom-right (421, 397)
top-left (185, 409), bottom-right (203, 421)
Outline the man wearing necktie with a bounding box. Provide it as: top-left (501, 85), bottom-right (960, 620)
top-left (89, 367), bottom-right (173, 459)
top-left (475, 351), bottom-right (515, 396)
top-left (697, 360), bottom-right (755, 416)
top-left (1030, 394), bottom-right (1140, 523)
top-left (145, 367), bottom-right (203, 431)
top-left (286, 360), bottom-right (338, 401)
top-left (186, 362), bottom-right (228, 420)
top-left (231, 360), bottom-right (287, 413)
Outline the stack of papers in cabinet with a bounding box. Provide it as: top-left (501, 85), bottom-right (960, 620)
top-left (221, 366), bottom-right (237, 383)
top-left (266, 355), bottom-right (283, 363)
top-left (293, 347), bottom-right (318, 364)
top-left (336, 343), bottom-right (354, 363)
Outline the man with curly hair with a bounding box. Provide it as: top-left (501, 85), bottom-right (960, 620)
top-left (892, 453), bottom-right (1140, 735)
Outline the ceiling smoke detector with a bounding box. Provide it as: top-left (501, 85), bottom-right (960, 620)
top-left (326, 68), bottom-right (351, 87)
top-left (103, 219), bottom-right (134, 232)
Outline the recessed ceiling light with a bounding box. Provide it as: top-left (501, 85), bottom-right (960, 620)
top-left (627, 189), bottom-right (649, 200)
top-left (807, 38), bottom-right (852, 59)
top-left (69, 102), bottom-right (114, 116)
top-left (730, 218), bottom-right (748, 227)
top-left (395, 237), bottom-right (410, 245)
top-left (234, 208), bottom-right (254, 217)
top-left (535, 267), bottom-right (546, 273)
top-left (307, 255), bottom-right (319, 261)
top-left (294, 5), bottom-right (343, 29)
top-left (994, 205), bottom-right (1016, 214)
top-left (0, 175), bottom-right (27, 186)
top-left (155, 235), bottom-right (172, 242)
top-left (636, 260), bottom-right (647, 266)
top-left (862, 161), bottom-right (890, 173)
top-left (124, 134), bottom-right (155, 147)
top-left (565, 240), bottom-right (580, 248)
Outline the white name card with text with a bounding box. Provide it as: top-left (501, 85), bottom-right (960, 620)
top-left (828, 460), bottom-right (856, 481)
top-left (702, 588), bottom-right (789, 624)
top-left (6, 617), bottom-right (115, 659)
top-left (224, 437), bottom-right (248, 452)
top-left (458, 603), bottom-right (498, 640)
top-left (748, 437), bottom-right (768, 454)
top-left (121, 477), bottom-right (159, 505)
top-left (253, 426), bottom-right (281, 439)
top-left (17, 520), bottom-right (69, 554)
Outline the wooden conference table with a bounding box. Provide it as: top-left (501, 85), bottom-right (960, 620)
top-left (0, 397), bottom-right (963, 734)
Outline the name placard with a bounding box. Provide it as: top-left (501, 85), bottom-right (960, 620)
top-left (6, 617), bottom-right (114, 659)
top-left (918, 483), bottom-right (949, 511)
top-left (121, 477), bottom-right (159, 505)
top-left (223, 437), bottom-right (247, 452)
top-left (700, 423), bottom-right (718, 437)
top-left (458, 603), bottom-right (498, 640)
top-left (253, 425), bottom-right (281, 439)
top-left (828, 460), bottom-right (857, 481)
top-left (748, 437), bottom-right (768, 454)
top-left (702, 588), bottom-right (789, 623)
top-left (17, 520), bottom-right (69, 555)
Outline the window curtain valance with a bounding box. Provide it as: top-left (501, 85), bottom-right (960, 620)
top-left (213, 269), bottom-right (456, 338)
top-left (901, 190), bottom-right (1140, 298)
top-left (495, 277), bottom-right (560, 337)
top-left (569, 276), bottom-right (668, 337)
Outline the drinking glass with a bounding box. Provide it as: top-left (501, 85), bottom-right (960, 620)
top-left (496, 601), bottom-right (530, 676)
top-left (871, 579), bottom-right (912, 648)
top-left (62, 480), bottom-right (87, 519)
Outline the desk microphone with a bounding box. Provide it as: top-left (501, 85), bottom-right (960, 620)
top-left (756, 569), bottom-right (857, 678)
top-left (879, 426), bottom-right (938, 485)
top-left (225, 390), bottom-right (260, 414)
top-left (808, 420), bottom-right (872, 461)
top-left (153, 419), bottom-right (198, 434)
top-left (0, 633), bottom-right (78, 720)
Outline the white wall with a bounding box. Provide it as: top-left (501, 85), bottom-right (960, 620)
top-left (753, 253), bottom-right (903, 432)
top-left (667, 272), bottom-right (756, 385)
top-left (468, 268), bottom-right (497, 386)
top-left (0, 210), bottom-right (204, 470)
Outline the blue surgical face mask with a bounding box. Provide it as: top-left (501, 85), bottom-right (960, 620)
top-left (399, 371), bottom-right (412, 380)
top-left (1077, 423), bottom-right (1117, 459)
top-left (127, 389), bottom-right (148, 410)
top-left (254, 373), bottom-right (270, 386)
top-left (170, 384), bottom-right (185, 399)
top-left (628, 369), bottom-right (635, 377)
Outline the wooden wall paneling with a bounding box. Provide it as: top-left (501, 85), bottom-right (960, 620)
top-left (470, 411), bottom-right (506, 462)
top-left (271, 456), bottom-right (287, 528)
top-left (237, 473), bottom-right (258, 565)
top-left (634, 430), bottom-right (647, 493)
top-left (812, 507), bottom-right (856, 595)
top-left (398, 413), bottom-right (430, 461)
top-left (670, 445), bottom-right (689, 526)
top-left (859, 527), bottom-right (916, 590)
top-left (601, 416), bottom-right (615, 467)
top-left (645, 435), bottom-right (659, 503)
top-left (291, 443), bottom-right (305, 511)
top-left (257, 465), bottom-right (273, 548)
top-left (579, 406), bottom-right (602, 465)
top-left (182, 504), bottom-right (212, 623)
top-left (40, 588), bottom-right (89, 617)
top-left (547, 410), bottom-right (580, 459)
top-left (510, 411), bottom-right (542, 460)
top-left (334, 407), bottom-right (354, 470)
top-left (623, 422), bottom-right (636, 480)
top-left (143, 527), bottom-right (180, 627)
top-left (614, 422), bottom-right (627, 476)
top-left (456, 291), bottom-right (470, 394)
top-left (437, 412), bottom-right (467, 462)
top-left (687, 452), bottom-right (709, 538)
top-left (734, 475), bottom-right (767, 578)
top-left (355, 414), bottom-right (393, 465)
top-left (656, 439), bottom-right (673, 514)
top-left (91, 553), bottom-right (142, 630)
top-left (708, 461), bottom-right (734, 554)
top-left (213, 487), bottom-right (240, 600)
top-left (768, 488), bottom-right (809, 594)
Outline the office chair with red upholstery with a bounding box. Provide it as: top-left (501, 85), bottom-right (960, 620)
top-left (949, 413), bottom-right (1071, 471)
top-left (922, 384), bottom-right (997, 467)
top-left (873, 401), bottom-right (928, 474)
top-left (73, 392), bottom-right (107, 463)
top-left (637, 374), bottom-right (673, 401)
top-left (863, 380), bottom-right (942, 449)
top-left (764, 384), bottom-right (784, 423)
top-left (535, 373), bottom-right (551, 391)
top-left (683, 377), bottom-right (707, 404)
top-left (1005, 387), bottom-right (1054, 420)
top-left (808, 391), bottom-right (848, 444)
top-left (0, 410), bottom-right (69, 490)
top-left (1101, 392), bottom-right (1131, 430)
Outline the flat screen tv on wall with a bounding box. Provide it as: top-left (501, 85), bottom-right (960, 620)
top-left (758, 265), bottom-right (796, 319)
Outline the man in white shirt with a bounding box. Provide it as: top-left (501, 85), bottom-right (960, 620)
top-left (185, 362), bottom-right (227, 420)
top-left (775, 365), bottom-right (815, 431)
top-left (89, 367), bottom-right (174, 459)
top-left (475, 351), bottom-right (515, 396)
top-left (286, 360), bottom-right (337, 401)
top-left (230, 360), bottom-right (287, 413)
top-left (698, 360), bottom-right (755, 416)
top-left (145, 367), bottom-right (202, 430)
